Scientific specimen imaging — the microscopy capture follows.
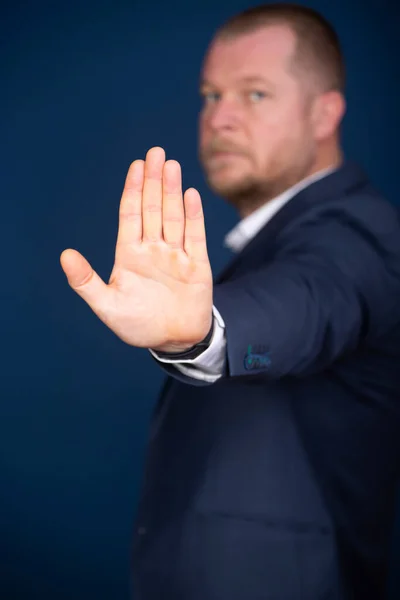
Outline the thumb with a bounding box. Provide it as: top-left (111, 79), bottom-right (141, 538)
top-left (60, 248), bottom-right (110, 316)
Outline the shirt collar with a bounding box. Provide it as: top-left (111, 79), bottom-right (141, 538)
top-left (224, 166), bottom-right (337, 253)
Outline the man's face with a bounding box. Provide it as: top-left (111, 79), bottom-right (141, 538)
top-left (199, 25), bottom-right (317, 213)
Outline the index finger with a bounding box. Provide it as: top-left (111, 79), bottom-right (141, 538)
top-left (116, 159), bottom-right (144, 248)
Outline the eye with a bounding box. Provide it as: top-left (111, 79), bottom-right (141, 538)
top-left (200, 91), bottom-right (220, 105)
top-left (248, 90), bottom-right (267, 103)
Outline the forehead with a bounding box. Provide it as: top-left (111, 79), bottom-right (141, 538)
top-left (201, 25), bottom-right (296, 85)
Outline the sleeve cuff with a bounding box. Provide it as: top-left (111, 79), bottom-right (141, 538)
top-left (149, 306), bottom-right (226, 366)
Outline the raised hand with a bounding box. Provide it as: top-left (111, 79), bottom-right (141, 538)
top-left (60, 147), bottom-right (213, 352)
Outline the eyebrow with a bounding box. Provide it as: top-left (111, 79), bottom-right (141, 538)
top-left (239, 76), bottom-right (272, 84)
top-left (200, 75), bottom-right (275, 88)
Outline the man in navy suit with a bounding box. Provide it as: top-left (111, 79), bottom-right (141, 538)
top-left (61, 4), bottom-right (400, 599)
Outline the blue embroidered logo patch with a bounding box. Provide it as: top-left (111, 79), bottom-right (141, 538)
top-left (243, 345), bottom-right (271, 371)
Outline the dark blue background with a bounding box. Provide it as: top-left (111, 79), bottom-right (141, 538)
top-left (1, 0), bottom-right (399, 597)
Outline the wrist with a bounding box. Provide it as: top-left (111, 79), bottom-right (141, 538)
top-left (152, 316), bottom-right (214, 358)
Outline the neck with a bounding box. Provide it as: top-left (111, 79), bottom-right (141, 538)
top-left (311, 145), bottom-right (343, 178)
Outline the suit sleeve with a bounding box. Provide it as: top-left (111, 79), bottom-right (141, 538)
top-left (213, 216), bottom-right (400, 379)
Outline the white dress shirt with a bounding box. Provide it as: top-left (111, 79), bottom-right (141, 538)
top-left (149, 167), bottom-right (336, 382)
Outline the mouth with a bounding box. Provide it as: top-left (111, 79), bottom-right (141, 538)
top-left (207, 151), bottom-right (244, 161)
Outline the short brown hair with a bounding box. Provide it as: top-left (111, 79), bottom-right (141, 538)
top-left (214, 3), bottom-right (345, 93)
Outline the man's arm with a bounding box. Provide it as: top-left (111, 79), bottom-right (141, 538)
top-left (215, 215), bottom-right (400, 378)
top-left (151, 208), bottom-right (400, 383)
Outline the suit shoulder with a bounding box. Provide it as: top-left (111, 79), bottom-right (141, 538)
top-left (320, 180), bottom-right (398, 222)
top-left (289, 183), bottom-right (400, 246)
top-left (277, 183), bottom-right (400, 271)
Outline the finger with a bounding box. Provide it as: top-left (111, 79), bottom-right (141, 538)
top-left (162, 160), bottom-right (185, 249)
top-left (183, 188), bottom-right (209, 262)
top-left (142, 146), bottom-right (165, 242)
top-left (116, 159), bottom-right (144, 248)
top-left (60, 248), bottom-right (111, 319)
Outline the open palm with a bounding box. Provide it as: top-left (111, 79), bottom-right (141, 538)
top-left (60, 147), bottom-right (213, 352)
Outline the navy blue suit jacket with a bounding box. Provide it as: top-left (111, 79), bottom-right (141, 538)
top-left (132, 162), bottom-right (400, 600)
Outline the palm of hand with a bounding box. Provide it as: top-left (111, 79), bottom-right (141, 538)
top-left (60, 147), bottom-right (213, 350)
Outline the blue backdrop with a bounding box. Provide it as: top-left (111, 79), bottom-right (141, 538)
top-left (1, 0), bottom-right (399, 598)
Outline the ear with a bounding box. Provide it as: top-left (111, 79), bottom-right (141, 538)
top-left (311, 91), bottom-right (346, 141)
